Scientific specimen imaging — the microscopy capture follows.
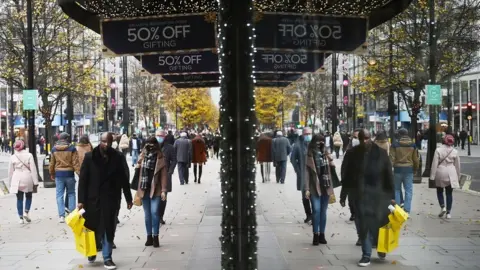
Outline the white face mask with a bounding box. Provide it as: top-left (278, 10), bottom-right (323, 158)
top-left (352, 138), bottom-right (360, 147)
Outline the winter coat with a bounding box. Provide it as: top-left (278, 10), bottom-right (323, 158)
top-left (78, 147), bottom-right (132, 242)
top-left (333, 132), bottom-right (343, 147)
top-left (49, 141), bottom-right (80, 178)
top-left (340, 143), bottom-right (394, 241)
top-left (76, 143), bottom-right (93, 167)
top-left (429, 145), bottom-right (461, 189)
top-left (305, 150), bottom-right (334, 197)
top-left (374, 139), bottom-right (390, 156)
top-left (256, 134), bottom-right (273, 162)
top-left (8, 150), bottom-right (39, 194)
top-left (389, 136), bottom-right (419, 172)
top-left (129, 137), bottom-right (141, 151)
top-left (136, 149), bottom-right (168, 198)
top-left (174, 137), bottom-right (192, 163)
top-left (290, 136), bottom-right (307, 191)
top-left (191, 135), bottom-right (207, 164)
top-left (161, 142), bottom-right (177, 192)
top-left (271, 136), bottom-right (292, 162)
top-left (119, 135), bottom-right (130, 150)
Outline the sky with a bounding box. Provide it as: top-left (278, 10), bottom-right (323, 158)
top-left (210, 87), bottom-right (220, 107)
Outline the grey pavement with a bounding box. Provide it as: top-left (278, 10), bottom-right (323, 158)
top-left (0, 154), bottom-right (479, 269)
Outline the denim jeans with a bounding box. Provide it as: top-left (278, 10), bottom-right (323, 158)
top-left (394, 170), bottom-right (413, 213)
top-left (55, 177), bottom-right (76, 217)
top-left (16, 191), bottom-right (32, 217)
top-left (102, 232), bottom-right (113, 261)
top-left (142, 196), bottom-right (161, 235)
top-left (437, 185), bottom-right (453, 212)
top-left (132, 149), bottom-right (139, 166)
top-left (310, 194), bottom-right (329, 233)
top-left (361, 230), bottom-right (375, 259)
top-left (275, 160), bottom-right (287, 183)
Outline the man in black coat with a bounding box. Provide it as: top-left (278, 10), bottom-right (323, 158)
top-left (78, 132), bottom-right (133, 270)
top-left (156, 130), bottom-right (177, 224)
top-left (340, 129), bottom-right (394, 267)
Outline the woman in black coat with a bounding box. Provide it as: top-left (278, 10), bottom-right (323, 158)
top-left (78, 132), bottom-right (133, 268)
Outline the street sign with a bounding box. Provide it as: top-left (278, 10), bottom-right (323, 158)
top-left (162, 73), bottom-right (220, 83)
top-left (141, 51), bottom-right (219, 74)
top-left (255, 12), bottom-right (368, 53)
top-left (254, 52), bottom-right (324, 73)
top-left (23, 89), bottom-right (38, 111)
top-left (426, 84), bottom-right (442, 105)
top-left (254, 73), bottom-right (302, 81)
top-left (255, 81), bottom-right (292, 87)
top-left (101, 13), bottom-right (216, 56)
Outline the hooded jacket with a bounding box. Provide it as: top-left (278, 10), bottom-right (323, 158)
top-left (389, 136), bottom-right (419, 172)
top-left (49, 140), bottom-right (80, 177)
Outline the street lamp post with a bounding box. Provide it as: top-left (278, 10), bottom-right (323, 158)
top-left (26, 0), bottom-right (37, 161)
top-left (331, 53), bottom-right (338, 134)
top-left (122, 56), bottom-right (129, 136)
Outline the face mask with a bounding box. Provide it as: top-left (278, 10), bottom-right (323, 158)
top-left (352, 138), bottom-right (360, 147)
top-left (304, 135), bottom-right (312, 142)
top-left (156, 136), bottom-right (164, 144)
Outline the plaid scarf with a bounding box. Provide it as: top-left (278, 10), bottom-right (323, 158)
top-left (140, 149), bottom-right (157, 190)
top-left (313, 150), bottom-right (331, 189)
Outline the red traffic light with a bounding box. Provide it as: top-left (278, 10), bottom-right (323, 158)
top-left (467, 101), bottom-right (472, 107)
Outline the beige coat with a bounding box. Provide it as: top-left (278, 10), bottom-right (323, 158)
top-left (305, 152), bottom-right (334, 197)
top-left (429, 145), bottom-right (460, 188)
top-left (76, 143), bottom-right (93, 167)
top-left (119, 135), bottom-right (130, 150)
top-left (136, 150), bottom-right (168, 199)
top-left (8, 150), bottom-right (39, 194)
top-left (333, 132), bottom-right (343, 147)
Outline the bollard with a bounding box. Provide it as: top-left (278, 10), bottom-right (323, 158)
top-left (43, 155), bottom-right (56, 188)
top-left (413, 154), bottom-right (423, 184)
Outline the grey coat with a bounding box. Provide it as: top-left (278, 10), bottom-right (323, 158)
top-left (271, 136), bottom-right (292, 162)
top-left (290, 137), bottom-right (307, 191)
top-left (174, 138), bottom-right (192, 163)
top-left (162, 143), bottom-right (177, 192)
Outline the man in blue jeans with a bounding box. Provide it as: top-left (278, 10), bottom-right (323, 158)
top-left (49, 133), bottom-right (80, 223)
top-left (389, 128), bottom-right (419, 214)
top-left (129, 133), bottom-right (141, 167)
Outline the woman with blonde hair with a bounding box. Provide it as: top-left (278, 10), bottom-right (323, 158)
top-left (8, 139), bottom-right (39, 224)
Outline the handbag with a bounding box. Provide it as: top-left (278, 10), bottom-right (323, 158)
top-left (130, 167), bottom-right (140, 190)
top-left (429, 149), bottom-right (453, 189)
top-left (133, 191), bottom-right (143, 206)
top-left (330, 166), bottom-right (341, 188)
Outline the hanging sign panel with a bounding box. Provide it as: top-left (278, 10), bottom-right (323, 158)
top-left (172, 81), bottom-right (220, 88)
top-left (162, 73), bottom-right (220, 83)
top-left (255, 12), bottom-right (368, 52)
top-left (255, 81), bottom-right (292, 88)
top-left (141, 51), bottom-right (219, 74)
top-left (254, 52), bottom-right (324, 73)
top-left (255, 73), bottom-right (302, 81)
top-left (101, 13), bottom-right (216, 56)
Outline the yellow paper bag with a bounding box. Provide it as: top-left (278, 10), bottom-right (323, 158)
top-left (133, 191), bottom-right (143, 206)
top-left (329, 194), bottom-right (336, 204)
top-left (66, 209), bottom-right (85, 236)
top-left (388, 205), bottom-right (409, 230)
top-left (75, 227), bottom-right (97, 257)
top-left (377, 224), bottom-right (400, 253)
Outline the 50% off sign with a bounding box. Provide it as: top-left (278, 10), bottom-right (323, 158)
top-left (255, 51), bottom-right (324, 73)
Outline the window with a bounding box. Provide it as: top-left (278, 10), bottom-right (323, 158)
top-left (471, 80), bottom-right (478, 104)
top-left (453, 82), bottom-right (460, 104)
top-left (461, 81), bottom-right (468, 103)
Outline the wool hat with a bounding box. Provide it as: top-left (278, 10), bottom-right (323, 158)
top-left (14, 139), bottom-right (25, 151)
top-left (443, 134), bottom-right (455, 146)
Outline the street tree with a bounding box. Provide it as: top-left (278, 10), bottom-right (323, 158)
top-left (255, 87), bottom-right (297, 129)
top-left (353, 0), bottom-right (480, 134)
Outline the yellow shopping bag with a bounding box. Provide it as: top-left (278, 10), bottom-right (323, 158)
top-left (328, 194), bottom-right (336, 204)
top-left (377, 224), bottom-right (400, 253)
top-left (388, 205), bottom-right (409, 230)
top-left (75, 227), bottom-right (97, 257)
top-left (66, 209), bottom-right (85, 236)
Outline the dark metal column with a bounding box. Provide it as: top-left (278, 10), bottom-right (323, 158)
top-left (9, 82), bottom-right (14, 154)
top-left (352, 58), bottom-right (356, 129)
top-left (388, 21), bottom-right (395, 139)
top-left (331, 53), bottom-right (337, 134)
top-left (122, 56), bottom-right (129, 136)
top-left (26, 0), bottom-right (36, 160)
top-left (66, 21), bottom-right (73, 137)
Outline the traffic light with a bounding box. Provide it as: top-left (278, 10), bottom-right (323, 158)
top-left (466, 101), bottom-right (473, 120)
top-left (129, 109), bottom-right (135, 123)
top-left (117, 110), bottom-right (123, 120)
top-left (325, 105), bottom-right (332, 120)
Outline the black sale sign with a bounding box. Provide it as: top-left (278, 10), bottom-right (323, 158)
top-left (101, 13), bottom-right (216, 56)
top-left (254, 73), bottom-right (302, 81)
top-left (254, 52), bottom-right (324, 73)
top-left (163, 73), bottom-right (219, 83)
top-left (172, 81), bottom-right (220, 88)
top-left (141, 51), bottom-right (219, 74)
top-left (255, 12), bottom-right (368, 53)
top-left (255, 81), bottom-right (292, 87)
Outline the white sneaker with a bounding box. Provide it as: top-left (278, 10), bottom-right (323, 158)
top-left (59, 217), bottom-right (65, 223)
top-left (438, 207), bottom-right (446, 218)
top-left (19, 218), bottom-right (24, 224)
top-left (23, 213), bottom-right (31, 223)
top-left (446, 213), bottom-right (451, 219)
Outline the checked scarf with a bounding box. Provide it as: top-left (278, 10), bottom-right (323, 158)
top-left (140, 148), bottom-right (157, 190)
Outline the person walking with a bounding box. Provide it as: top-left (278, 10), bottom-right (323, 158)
top-left (191, 133), bottom-right (207, 184)
top-left (389, 128), bottom-right (419, 214)
top-left (136, 136), bottom-right (168, 248)
top-left (459, 129), bottom-right (467, 150)
top-left (156, 130), bottom-right (177, 224)
top-left (341, 129), bottom-right (394, 267)
top-left (332, 131), bottom-right (343, 159)
top-left (305, 134), bottom-right (333, 245)
top-left (78, 132), bottom-right (132, 269)
top-left (256, 132), bottom-right (273, 183)
top-left (271, 131), bottom-right (291, 184)
top-left (429, 134), bottom-right (460, 219)
top-left (8, 139), bottom-right (39, 224)
top-left (290, 127), bottom-right (313, 224)
top-left (118, 134), bottom-right (129, 155)
top-left (374, 130), bottom-right (390, 155)
top-left (174, 132), bottom-right (192, 185)
top-left (129, 133), bottom-right (141, 167)
top-left (76, 135), bottom-right (93, 166)
top-left (213, 132), bottom-right (221, 159)
top-left (49, 132), bottom-right (80, 223)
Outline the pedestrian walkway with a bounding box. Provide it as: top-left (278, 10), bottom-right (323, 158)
top-left (0, 157), bottom-right (479, 269)
top-left (419, 144), bottom-right (480, 158)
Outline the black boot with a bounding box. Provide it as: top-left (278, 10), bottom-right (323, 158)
top-left (145, 235), bottom-right (153, 246)
top-left (319, 233), bottom-right (327, 244)
top-left (193, 165), bottom-right (197, 183)
top-left (198, 166), bottom-right (202, 184)
top-left (153, 235), bottom-right (160, 248)
top-left (312, 233), bottom-right (320, 246)
top-left (260, 164), bottom-right (265, 183)
top-left (304, 215), bottom-right (312, 224)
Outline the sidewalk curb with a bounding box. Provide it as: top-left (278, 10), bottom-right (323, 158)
top-left (457, 173), bottom-right (480, 195)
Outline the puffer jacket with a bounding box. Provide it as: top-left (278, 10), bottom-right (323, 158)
top-left (49, 141), bottom-right (80, 177)
top-left (119, 135), bottom-right (129, 150)
top-left (333, 132), bottom-right (343, 147)
top-left (76, 143), bottom-right (93, 167)
top-left (389, 136), bottom-right (419, 172)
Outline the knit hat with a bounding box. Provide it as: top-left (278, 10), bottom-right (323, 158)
top-left (398, 128), bottom-right (409, 136)
top-left (443, 134), bottom-right (455, 146)
top-left (14, 139), bottom-right (25, 151)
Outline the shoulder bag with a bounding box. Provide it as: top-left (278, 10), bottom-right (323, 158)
top-left (429, 149), bottom-right (453, 189)
top-left (14, 154), bottom-right (38, 193)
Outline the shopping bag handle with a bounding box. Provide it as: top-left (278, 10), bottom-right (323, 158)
top-left (78, 209), bottom-right (86, 215)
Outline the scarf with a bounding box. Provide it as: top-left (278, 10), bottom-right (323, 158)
top-left (313, 150), bottom-right (331, 189)
top-left (140, 147), bottom-right (157, 190)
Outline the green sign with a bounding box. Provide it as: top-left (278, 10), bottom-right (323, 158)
top-left (426, 85), bottom-right (442, 105)
top-left (23, 89), bottom-right (38, 111)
